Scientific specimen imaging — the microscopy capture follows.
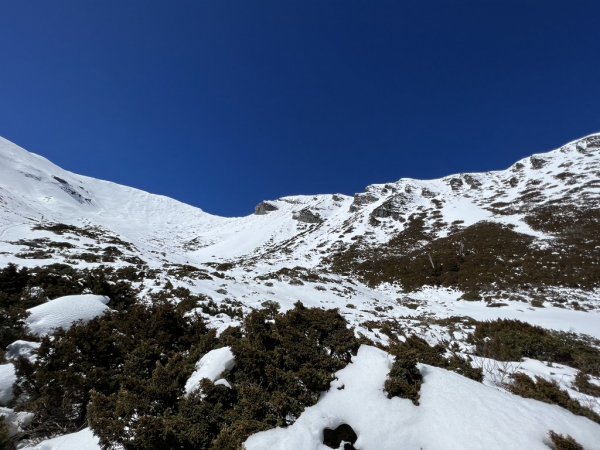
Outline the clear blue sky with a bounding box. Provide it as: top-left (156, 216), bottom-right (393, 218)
top-left (0, 1), bottom-right (598, 216)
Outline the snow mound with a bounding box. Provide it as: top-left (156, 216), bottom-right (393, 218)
top-left (25, 294), bottom-right (111, 337)
top-left (0, 407), bottom-right (34, 437)
top-left (0, 364), bottom-right (16, 405)
top-left (6, 340), bottom-right (41, 363)
top-left (244, 345), bottom-right (600, 450)
top-left (21, 427), bottom-right (100, 450)
top-left (184, 346), bottom-right (235, 396)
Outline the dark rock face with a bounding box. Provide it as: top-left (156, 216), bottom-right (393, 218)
top-left (293, 208), bottom-right (323, 224)
top-left (449, 177), bottom-right (464, 191)
top-left (576, 135), bottom-right (600, 155)
top-left (530, 157), bottom-right (547, 170)
top-left (323, 423), bottom-right (358, 450)
top-left (369, 193), bottom-right (412, 221)
top-left (463, 174), bottom-right (482, 189)
top-left (370, 198), bottom-right (401, 220)
top-left (254, 201), bottom-right (279, 215)
top-left (52, 176), bottom-right (92, 204)
top-left (349, 193), bottom-right (378, 212)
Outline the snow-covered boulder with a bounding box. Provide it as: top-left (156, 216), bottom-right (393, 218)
top-left (5, 340), bottom-right (41, 363)
top-left (0, 364), bottom-right (16, 405)
top-left (25, 294), bottom-right (111, 337)
top-left (184, 346), bottom-right (235, 396)
top-left (21, 427), bottom-right (100, 450)
top-left (0, 407), bottom-right (34, 437)
top-left (245, 345), bottom-right (600, 450)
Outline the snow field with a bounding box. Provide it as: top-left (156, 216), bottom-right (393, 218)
top-left (245, 345), bottom-right (600, 450)
top-left (0, 364), bottom-right (16, 405)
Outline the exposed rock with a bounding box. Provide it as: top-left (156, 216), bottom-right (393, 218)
top-left (369, 193), bottom-right (415, 222)
top-left (53, 176), bottom-right (92, 204)
top-left (463, 174), bottom-right (482, 189)
top-left (421, 188), bottom-right (436, 198)
top-left (370, 198), bottom-right (401, 220)
top-left (449, 177), bottom-right (464, 191)
top-left (255, 201), bottom-right (278, 215)
top-left (323, 423), bottom-right (357, 450)
top-left (349, 193), bottom-right (378, 212)
top-left (576, 135), bottom-right (600, 154)
top-left (293, 208), bottom-right (323, 224)
top-left (530, 157), bottom-right (547, 170)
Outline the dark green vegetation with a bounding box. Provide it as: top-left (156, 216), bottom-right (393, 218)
top-left (508, 373), bottom-right (600, 424)
top-left (384, 353), bottom-right (423, 405)
top-left (471, 319), bottom-right (600, 376)
top-left (390, 335), bottom-right (483, 382)
top-left (2, 257), bottom-right (598, 449)
top-left (548, 430), bottom-right (584, 450)
top-left (15, 301), bottom-right (211, 440)
top-left (0, 263), bottom-right (139, 350)
top-left (470, 320), bottom-right (600, 425)
top-left (13, 298), bottom-right (359, 449)
top-left (574, 372), bottom-right (600, 397)
top-left (384, 335), bottom-right (483, 405)
top-left (0, 419), bottom-right (11, 450)
top-left (0, 264), bottom-right (31, 349)
top-left (329, 207), bottom-right (600, 293)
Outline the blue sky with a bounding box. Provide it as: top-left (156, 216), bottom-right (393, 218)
top-left (0, 1), bottom-right (599, 216)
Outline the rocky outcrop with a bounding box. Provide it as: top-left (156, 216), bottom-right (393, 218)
top-left (369, 194), bottom-right (410, 221)
top-left (293, 208), bottom-right (323, 224)
top-left (254, 202), bottom-right (279, 215)
top-left (349, 193), bottom-right (378, 212)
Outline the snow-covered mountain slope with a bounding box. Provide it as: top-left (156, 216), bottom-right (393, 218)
top-left (1, 134), bottom-right (599, 337)
top-left (1, 133), bottom-right (600, 449)
top-left (0, 136), bottom-right (227, 257)
top-left (3, 133), bottom-right (598, 270)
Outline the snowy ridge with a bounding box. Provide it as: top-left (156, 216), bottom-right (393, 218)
top-left (1, 134), bottom-right (599, 268)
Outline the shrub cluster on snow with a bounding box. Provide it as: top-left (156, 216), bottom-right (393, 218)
top-left (2, 263), bottom-right (600, 449)
top-left (9, 296), bottom-right (358, 449)
top-left (329, 208), bottom-right (600, 294)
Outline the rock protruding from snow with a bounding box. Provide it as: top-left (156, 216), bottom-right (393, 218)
top-left (0, 364), bottom-right (16, 405)
top-left (25, 294), bottom-right (111, 337)
top-left (184, 346), bottom-right (235, 396)
top-left (255, 201), bottom-right (279, 215)
top-left (348, 193), bottom-right (378, 212)
top-left (245, 345), bottom-right (600, 450)
top-left (292, 208), bottom-right (323, 224)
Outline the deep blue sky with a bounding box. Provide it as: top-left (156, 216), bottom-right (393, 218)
top-left (1, 1), bottom-right (599, 216)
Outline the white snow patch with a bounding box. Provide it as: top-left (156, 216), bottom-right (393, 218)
top-left (245, 345), bottom-right (600, 450)
top-left (0, 407), bottom-right (34, 437)
top-left (6, 340), bottom-right (41, 363)
top-left (25, 294), bottom-right (111, 337)
top-left (0, 364), bottom-right (16, 405)
top-left (184, 346), bottom-right (235, 396)
top-left (21, 427), bottom-right (100, 450)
